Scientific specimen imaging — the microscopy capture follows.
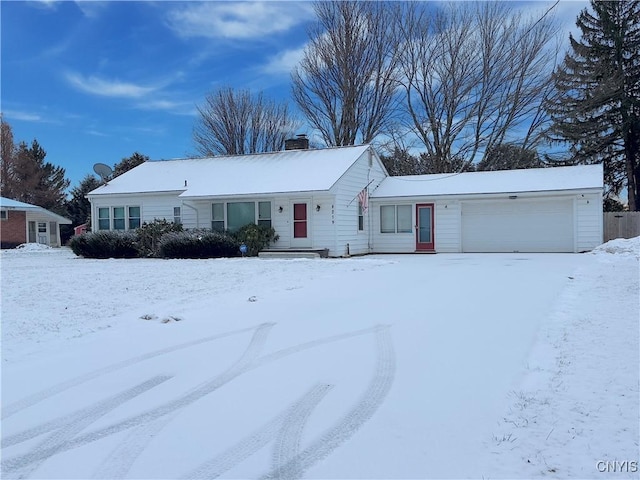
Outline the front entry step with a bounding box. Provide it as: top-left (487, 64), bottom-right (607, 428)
top-left (258, 248), bottom-right (329, 259)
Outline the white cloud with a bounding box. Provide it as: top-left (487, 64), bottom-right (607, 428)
top-left (136, 99), bottom-right (197, 116)
top-left (74, 1), bottom-right (109, 19)
top-left (65, 72), bottom-right (157, 98)
top-left (260, 46), bottom-right (306, 76)
top-left (166, 2), bottom-right (314, 40)
top-left (3, 110), bottom-right (44, 122)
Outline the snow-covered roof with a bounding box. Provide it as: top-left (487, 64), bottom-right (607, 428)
top-left (372, 164), bottom-right (603, 198)
top-left (88, 145), bottom-right (371, 198)
top-left (0, 196), bottom-right (72, 223)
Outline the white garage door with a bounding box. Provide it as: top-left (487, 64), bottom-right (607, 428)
top-left (461, 198), bottom-right (574, 252)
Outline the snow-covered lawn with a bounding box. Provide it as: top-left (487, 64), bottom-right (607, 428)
top-left (1, 241), bottom-right (638, 479)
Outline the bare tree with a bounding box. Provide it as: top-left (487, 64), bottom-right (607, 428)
top-left (193, 87), bottom-right (298, 156)
top-left (292, 1), bottom-right (401, 147)
top-left (1, 115), bottom-right (16, 197)
top-left (397, 2), bottom-right (560, 172)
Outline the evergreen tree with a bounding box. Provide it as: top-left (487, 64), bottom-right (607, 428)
top-left (112, 152), bottom-right (148, 179)
top-left (66, 174), bottom-right (101, 226)
top-left (547, 0), bottom-right (640, 209)
top-left (8, 139), bottom-right (69, 214)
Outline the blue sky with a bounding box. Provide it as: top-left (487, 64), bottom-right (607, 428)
top-left (2, 0), bottom-right (588, 190)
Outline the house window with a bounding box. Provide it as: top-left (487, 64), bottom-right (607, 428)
top-left (211, 201), bottom-right (273, 232)
top-left (113, 207), bottom-right (125, 230)
top-left (211, 203), bottom-right (224, 232)
top-left (0, 210), bottom-right (7, 220)
top-left (128, 206), bottom-right (141, 229)
top-left (227, 202), bottom-right (255, 232)
top-left (397, 205), bottom-right (412, 232)
top-left (358, 202), bottom-right (364, 231)
top-left (258, 201), bottom-right (271, 228)
top-left (380, 205), bottom-right (412, 233)
top-left (380, 205), bottom-right (395, 233)
top-left (173, 207), bottom-right (181, 225)
top-left (98, 208), bottom-right (110, 230)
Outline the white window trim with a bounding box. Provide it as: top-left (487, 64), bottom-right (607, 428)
top-left (97, 205), bottom-right (142, 231)
top-left (380, 204), bottom-right (413, 234)
top-left (212, 200), bottom-right (273, 231)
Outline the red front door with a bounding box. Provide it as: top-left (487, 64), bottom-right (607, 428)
top-left (416, 203), bottom-right (435, 251)
top-left (293, 203), bottom-right (307, 238)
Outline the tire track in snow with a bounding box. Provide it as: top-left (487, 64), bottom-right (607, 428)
top-left (3, 323), bottom-right (388, 477)
top-left (260, 324), bottom-right (395, 480)
top-left (91, 413), bottom-right (177, 479)
top-left (1, 323), bottom-right (274, 477)
top-left (182, 383), bottom-right (333, 480)
top-left (2, 324), bottom-right (265, 420)
top-left (1, 375), bottom-right (172, 479)
top-left (270, 384), bottom-right (334, 480)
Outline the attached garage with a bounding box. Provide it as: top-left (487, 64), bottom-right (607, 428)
top-left (370, 164), bottom-right (604, 254)
top-left (461, 198), bottom-right (574, 253)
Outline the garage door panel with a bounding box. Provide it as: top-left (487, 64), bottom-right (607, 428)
top-left (462, 199), bottom-right (574, 252)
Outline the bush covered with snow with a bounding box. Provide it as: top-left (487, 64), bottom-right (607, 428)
top-left (231, 224), bottom-right (279, 256)
top-left (69, 231), bottom-right (139, 259)
top-left (136, 219), bottom-right (184, 257)
top-left (158, 230), bottom-right (239, 259)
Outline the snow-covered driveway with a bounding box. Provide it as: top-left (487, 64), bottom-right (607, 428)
top-left (1, 245), bottom-right (638, 479)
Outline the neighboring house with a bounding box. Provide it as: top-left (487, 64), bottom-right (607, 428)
top-left (87, 143), bottom-right (603, 256)
top-left (0, 197), bottom-right (72, 248)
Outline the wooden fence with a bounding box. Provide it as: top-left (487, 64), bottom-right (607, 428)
top-left (604, 212), bottom-right (640, 242)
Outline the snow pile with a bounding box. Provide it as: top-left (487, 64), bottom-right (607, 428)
top-left (14, 243), bottom-right (54, 252)
top-left (592, 236), bottom-right (640, 259)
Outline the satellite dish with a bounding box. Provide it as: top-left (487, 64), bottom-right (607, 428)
top-left (93, 163), bottom-right (113, 183)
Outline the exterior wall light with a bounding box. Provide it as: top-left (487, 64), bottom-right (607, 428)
top-left (316, 205), bottom-right (321, 212)
top-left (278, 206), bottom-right (283, 213)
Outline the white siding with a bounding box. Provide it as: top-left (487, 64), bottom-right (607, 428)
top-left (90, 193), bottom-right (183, 229)
top-left (371, 191), bottom-right (603, 254)
top-left (172, 195), bottom-right (337, 253)
top-left (266, 195), bottom-right (335, 252)
top-left (25, 212), bottom-right (63, 247)
top-left (370, 198), bottom-right (462, 253)
top-left (331, 148), bottom-right (387, 256)
top-left (575, 193), bottom-right (603, 251)
top-left (370, 202), bottom-right (415, 253)
top-left (434, 201), bottom-right (462, 252)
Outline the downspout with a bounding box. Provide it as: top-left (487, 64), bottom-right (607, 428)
top-left (182, 201), bottom-right (199, 228)
top-left (367, 161), bottom-right (372, 253)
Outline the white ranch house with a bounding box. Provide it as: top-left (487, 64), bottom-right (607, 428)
top-left (87, 145), bottom-right (603, 256)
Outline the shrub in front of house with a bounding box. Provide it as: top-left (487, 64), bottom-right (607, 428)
top-left (69, 231), bottom-right (139, 259)
top-left (158, 230), bottom-right (239, 259)
top-left (136, 219), bottom-right (183, 257)
top-left (232, 224), bottom-right (279, 256)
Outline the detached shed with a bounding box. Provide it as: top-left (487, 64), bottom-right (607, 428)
top-left (370, 165), bottom-right (603, 253)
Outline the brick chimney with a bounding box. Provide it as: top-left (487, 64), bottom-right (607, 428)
top-left (284, 134), bottom-right (309, 151)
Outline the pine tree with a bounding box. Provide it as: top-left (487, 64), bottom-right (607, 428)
top-left (7, 139), bottom-right (69, 214)
top-left (66, 174), bottom-right (101, 226)
top-left (112, 152), bottom-right (148, 179)
top-left (547, 0), bottom-right (640, 210)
